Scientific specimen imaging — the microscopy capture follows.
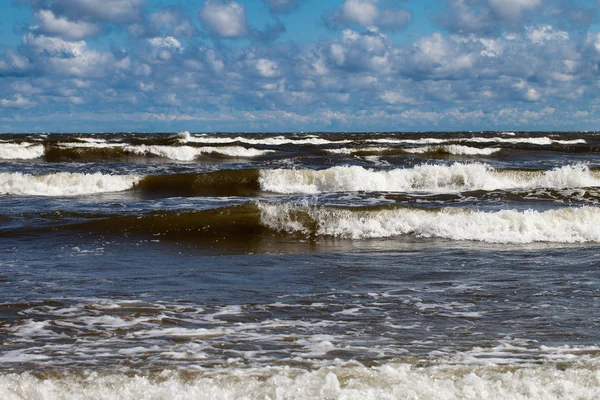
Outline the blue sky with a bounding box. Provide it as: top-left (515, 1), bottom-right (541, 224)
top-left (0, 0), bottom-right (599, 132)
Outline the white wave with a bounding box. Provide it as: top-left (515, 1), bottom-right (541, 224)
top-left (325, 147), bottom-right (389, 154)
top-left (404, 145), bottom-right (501, 156)
top-left (367, 138), bottom-right (449, 145)
top-left (259, 164), bottom-right (600, 194)
top-left (367, 137), bottom-right (586, 145)
top-left (0, 142), bottom-right (45, 160)
top-left (179, 132), bottom-right (351, 146)
top-left (463, 137), bottom-right (586, 145)
top-left (123, 145), bottom-right (272, 160)
top-left (58, 142), bottom-right (125, 149)
top-left (76, 137), bottom-right (108, 144)
top-left (259, 204), bottom-right (600, 243)
top-left (0, 172), bottom-right (140, 196)
top-left (1, 362), bottom-right (599, 400)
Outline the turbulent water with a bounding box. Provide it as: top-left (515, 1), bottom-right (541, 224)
top-left (1, 131), bottom-right (600, 399)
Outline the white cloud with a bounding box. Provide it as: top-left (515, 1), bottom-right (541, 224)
top-left (256, 59), bottom-right (280, 78)
top-left (34, 10), bottom-right (100, 40)
top-left (342, 0), bottom-right (379, 26)
top-left (0, 94), bottom-right (36, 108)
top-left (21, 33), bottom-right (114, 77)
top-left (199, 0), bottom-right (249, 38)
top-left (488, 0), bottom-right (542, 22)
top-left (43, 0), bottom-right (144, 22)
top-left (526, 25), bottom-right (569, 44)
top-left (147, 36), bottom-right (182, 51)
top-left (152, 10), bottom-right (195, 37)
top-left (328, 0), bottom-right (411, 31)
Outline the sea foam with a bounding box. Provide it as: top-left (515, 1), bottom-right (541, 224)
top-left (0, 142), bottom-right (45, 160)
top-left (0, 172), bottom-right (140, 196)
top-left (124, 145), bottom-right (272, 160)
top-left (259, 163), bottom-right (600, 194)
top-left (1, 362), bottom-right (599, 400)
top-left (404, 145), bottom-right (502, 156)
top-left (258, 203), bottom-right (600, 243)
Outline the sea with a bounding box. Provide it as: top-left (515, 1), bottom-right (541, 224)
top-left (0, 131), bottom-right (599, 399)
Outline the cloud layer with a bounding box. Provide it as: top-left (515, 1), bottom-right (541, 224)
top-left (0, 0), bottom-right (599, 132)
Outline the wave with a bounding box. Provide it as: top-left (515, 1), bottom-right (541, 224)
top-left (258, 203), bottom-right (600, 243)
top-left (403, 145), bottom-right (502, 156)
top-left (0, 172), bottom-right (140, 196)
top-left (177, 131), bottom-right (351, 146)
top-left (42, 144), bottom-right (272, 162)
top-left (122, 145), bottom-right (272, 161)
top-left (0, 142), bottom-right (45, 160)
top-left (367, 137), bottom-right (586, 145)
top-left (259, 164), bottom-right (600, 194)
top-left (29, 203), bottom-right (600, 244)
top-left (1, 361), bottom-right (599, 400)
top-left (325, 147), bottom-right (390, 155)
top-left (133, 169), bottom-right (261, 198)
top-left (3, 164), bottom-right (599, 198)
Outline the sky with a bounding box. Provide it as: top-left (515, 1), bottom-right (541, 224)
top-left (0, 0), bottom-right (599, 132)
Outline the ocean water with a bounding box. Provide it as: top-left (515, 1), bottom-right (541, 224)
top-left (1, 131), bottom-right (599, 399)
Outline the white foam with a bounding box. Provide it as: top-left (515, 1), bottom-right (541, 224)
top-left (1, 362), bottom-right (599, 400)
top-left (0, 172), bottom-right (141, 196)
top-left (367, 137), bottom-right (586, 145)
top-left (0, 142), bottom-right (45, 159)
top-left (258, 164), bottom-right (600, 194)
top-left (404, 145), bottom-right (502, 156)
top-left (179, 132), bottom-right (351, 146)
top-left (58, 142), bottom-right (125, 149)
top-left (325, 147), bottom-right (389, 154)
top-left (463, 137), bottom-right (586, 145)
top-left (124, 145), bottom-right (272, 160)
top-left (367, 138), bottom-right (449, 145)
top-left (258, 203), bottom-right (600, 243)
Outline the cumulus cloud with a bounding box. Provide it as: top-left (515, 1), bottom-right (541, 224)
top-left (437, 0), bottom-right (543, 34)
top-left (130, 7), bottom-right (197, 38)
top-left (327, 0), bottom-right (412, 32)
top-left (0, 94), bottom-right (35, 108)
top-left (2, 0), bottom-right (600, 132)
top-left (199, 0), bottom-right (249, 38)
top-left (26, 0), bottom-right (145, 23)
top-left (34, 9), bottom-right (100, 40)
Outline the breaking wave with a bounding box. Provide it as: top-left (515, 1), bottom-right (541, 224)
top-left (0, 172), bottom-right (140, 196)
top-left (259, 164), bottom-right (600, 194)
top-left (403, 145), bottom-right (502, 156)
top-left (24, 203), bottom-right (600, 245)
top-left (3, 164), bottom-right (600, 198)
top-left (177, 131), bottom-right (351, 146)
top-left (258, 203), bottom-right (600, 243)
top-left (0, 142), bottom-right (45, 160)
top-left (122, 145), bottom-right (272, 161)
top-left (1, 362), bottom-right (599, 400)
top-left (367, 137), bottom-right (586, 145)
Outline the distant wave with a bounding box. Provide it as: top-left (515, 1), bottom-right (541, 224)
top-left (177, 131), bottom-right (352, 146)
top-left (367, 137), bottom-right (586, 145)
top-left (403, 145), bottom-right (502, 156)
